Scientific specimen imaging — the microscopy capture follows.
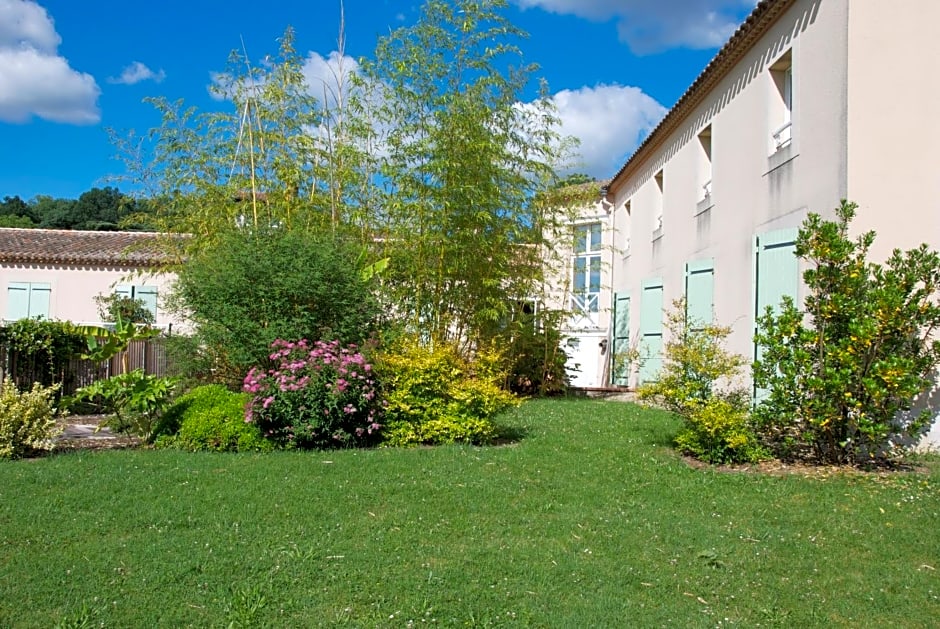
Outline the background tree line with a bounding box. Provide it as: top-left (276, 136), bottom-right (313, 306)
top-left (0, 187), bottom-right (156, 231)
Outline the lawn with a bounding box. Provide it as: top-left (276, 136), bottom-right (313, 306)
top-left (1, 399), bottom-right (938, 627)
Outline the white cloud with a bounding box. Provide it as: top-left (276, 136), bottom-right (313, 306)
top-left (515, 0), bottom-right (754, 53)
top-left (208, 50), bottom-right (360, 106)
top-left (109, 61), bottom-right (165, 85)
top-left (0, 0), bottom-right (99, 124)
top-left (548, 84), bottom-right (666, 177)
top-left (0, 0), bottom-right (58, 52)
top-left (301, 50), bottom-right (360, 110)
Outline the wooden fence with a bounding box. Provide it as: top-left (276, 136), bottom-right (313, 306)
top-left (0, 338), bottom-right (170, 397)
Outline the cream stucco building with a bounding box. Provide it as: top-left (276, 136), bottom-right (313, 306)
top-left (557, 0), bottom-right (940, 445)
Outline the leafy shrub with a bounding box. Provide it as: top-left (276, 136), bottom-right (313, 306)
top-left (171, 229), bottom-right (383, 386)
top-left (0, 319), bottom-right (86, 393)
top-left (501, 308), bottom-right (570, 396)
top-left (674, 398), bottom-right (767, 464)
top-left (74, 370), bottom-right (176, 441)
top-left (637, 300), bottom-right (749, 417)
top-left (244, 339), bottom-right (383, 449)
top-left (0, 377), bottom-right (61, 459)
top-left (94, 293), bottom-right (155, 325)
top-left (637, 299), bottom-right (758, 464)
top-left (754, 201), bottom-right (940, 463)
top-left (155, 385), bottom-right (272, 452)
top-left (378, 338), bottom-right (519, 446)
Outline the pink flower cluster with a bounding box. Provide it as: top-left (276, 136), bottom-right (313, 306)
top-left (242, 339), bottom-right (383, 448)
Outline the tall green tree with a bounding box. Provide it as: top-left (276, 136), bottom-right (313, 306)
top-left (0, 196), bottom-right (38, 225)
top-left (360, 0), bottom-right (574, 349)
top-left (117, 28), bottom-right (372, 251)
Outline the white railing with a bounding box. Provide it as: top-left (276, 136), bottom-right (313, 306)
top-left (772, 120), bottom-right (792, 150)
top-left (571, 292), bottom-right (599, 315)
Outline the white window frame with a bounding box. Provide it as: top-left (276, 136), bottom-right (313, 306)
top-left (653, 170), bottom-right (664, 238)
top-left (571, 222), bottom-right (603, 315)
top-left (770, 51), bottom-right (793, 153)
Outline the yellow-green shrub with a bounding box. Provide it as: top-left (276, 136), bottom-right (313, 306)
top-left (378, 339), bottom-right (518, 446)
top-left (674, 398), bottom-right (767, 464)
top-left (0, 377), bottom-right (61, 459)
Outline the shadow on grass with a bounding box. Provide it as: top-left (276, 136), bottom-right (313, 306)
top-left (493, 423), bottom-right (529, 445)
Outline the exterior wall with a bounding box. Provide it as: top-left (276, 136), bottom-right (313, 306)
top-left (608, 0), bottom-right (848, 385)
top-left (846, 1), bottom-right (940, 259)
top-left (0, 262), bottom-right (185, 331)
top-left (846, 0), bottom-right (940, 447)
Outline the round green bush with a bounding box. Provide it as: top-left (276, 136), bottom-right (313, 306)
top-left (155, 385), bottom-right (273, 452)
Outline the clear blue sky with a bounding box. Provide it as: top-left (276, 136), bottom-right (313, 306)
top-left (0, 0), bottom-right (758, 200)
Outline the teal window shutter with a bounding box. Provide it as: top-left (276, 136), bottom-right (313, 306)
top-left (29, 283), bottom-right (51, 319)
top-left (6, 282), bottom-right (29, 320)
top-left (753, 228), bottom-right (799, 399)
top-left (611, 292), bottom-right (631, 386)
top-left (135, 286), bottom-right (158, 320)
top-left (754, 228), bottom-right (799, 326)
top-left (685, 259), bottom-right (714, 330)
top-left (6, 282), bottom-right (51, 320)
top-left (638, 278), bottom-right (664, 384)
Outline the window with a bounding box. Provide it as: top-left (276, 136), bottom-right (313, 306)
top-left (623, 200), bottom-right (632, 257)
top-left (698, 126), bottom-right (713, 202)
top-left (770, 50), bottom-right (793, 152)
top-left (115, 284), bottom-right (158, 320)
top-left (653, 170), bottom-right (664, 236)
top-left (6, 282), bottom-right (51, 320)
top-left (572, 223), bottom-right (602, 314)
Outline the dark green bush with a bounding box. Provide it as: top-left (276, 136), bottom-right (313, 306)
top-left (155, 385), bottom-right (273, 452)
top-left (501, 308), bottom-right (570, 396)
top-left (170, 229), bottom-right (383, 386)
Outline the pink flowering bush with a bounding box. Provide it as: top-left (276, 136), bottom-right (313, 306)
top-left (243, 339), bottom-right (383, 449)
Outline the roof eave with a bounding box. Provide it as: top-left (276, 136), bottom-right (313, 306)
top-left (607, 0), bottom-right (797, 195)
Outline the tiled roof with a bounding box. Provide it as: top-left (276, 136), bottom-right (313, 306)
top-left (0, 228), bottom-right (181, 267)
top-left (608, 0), bottom-right (796, 192)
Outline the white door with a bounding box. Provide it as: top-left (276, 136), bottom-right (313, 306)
top-left (564, 334), bottom-right (603, 388)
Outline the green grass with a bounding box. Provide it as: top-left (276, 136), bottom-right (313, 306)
top-left (1, 399), bottom-right (938, 627)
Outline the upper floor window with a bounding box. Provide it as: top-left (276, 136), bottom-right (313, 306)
top-left (653, 170), bottom-right (664, 235)
top-left (698, 125), bottom-right (713, 202)
top-left (622, 199), bottom-right (632, 257)
top-left (572, 222), bottom-right (602, 314)
top-left (6, 282), bottom-right (51, 321)
top-left (770, 50), bottom-right (793, 153)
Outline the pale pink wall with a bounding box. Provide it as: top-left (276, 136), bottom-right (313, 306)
top-left (0, 262), bottom-right (186, 331)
